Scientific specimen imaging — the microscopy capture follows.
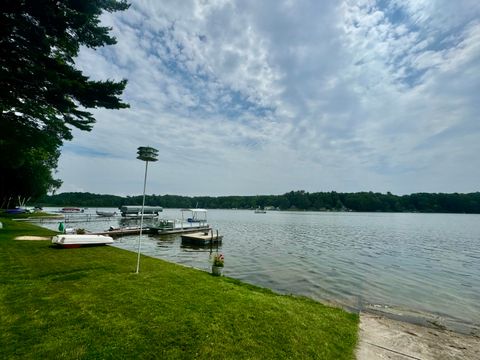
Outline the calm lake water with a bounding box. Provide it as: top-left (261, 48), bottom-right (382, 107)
top-left (38, 208), bottom-right (480, 334)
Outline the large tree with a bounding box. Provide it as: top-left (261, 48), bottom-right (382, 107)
top-left (0, 0), bottom-right (129, 207)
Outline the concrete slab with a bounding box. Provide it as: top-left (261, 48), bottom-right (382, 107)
top-left (356, 313), bottom-right (480, 360)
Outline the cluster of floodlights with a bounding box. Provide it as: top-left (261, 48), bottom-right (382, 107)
top-left (135, 146), bottom-right (158, 274)
top-left (136, 146), bottom-right (159, 162)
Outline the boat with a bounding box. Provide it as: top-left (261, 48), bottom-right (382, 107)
top-left (119, 205), bottom-right (163, 218)
top-left (254, 208), bottom-right (266, 214)
top-left (181, 208), bottom-right (209, 227)
top-left (96, 210), bottom-right (117, 217)
top-left (60, 207), bottom-right (83, 213)
top-left (150, 209), bottom-right (211, 235)
top-left (51, 234), bottom-right (114, 248)
top-left (184, 208), bottom-right (208, 223)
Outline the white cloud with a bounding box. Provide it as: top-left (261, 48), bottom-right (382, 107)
top-left (57, 0), bottom-right (480, 196)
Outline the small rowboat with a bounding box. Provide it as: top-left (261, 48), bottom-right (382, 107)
top-left (52, 234), bottom-right (114, 248)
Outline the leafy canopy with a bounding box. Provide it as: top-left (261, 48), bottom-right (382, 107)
top-left (0, 0), bottom-right (130, 205)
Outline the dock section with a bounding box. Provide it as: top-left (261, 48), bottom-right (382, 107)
top-left (93, 227), bottom-right (148, 237)
top-left (154, 225), bottom-right (211, 236)
top-left (181, 229), bottom-right (223, 246)
top-left (93, 225), bottom-right (212, 238)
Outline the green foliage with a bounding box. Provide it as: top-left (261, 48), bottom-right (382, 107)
top-left (0, 219), bottom-right (359, 359)
top-left (37, 190), bottom-right (480, 213)
top-left (0, 148), bottom-right (62, 208)
top-left (212, 253), bottom-right (225, 267)
top-left (0, 0), bottom-right (130, 204)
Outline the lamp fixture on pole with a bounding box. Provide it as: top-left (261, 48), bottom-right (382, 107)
top-left (135, 146), bottom-right (158, 274)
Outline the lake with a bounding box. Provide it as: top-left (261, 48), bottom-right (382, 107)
top-left (38, 208), bottom-right (480, 334)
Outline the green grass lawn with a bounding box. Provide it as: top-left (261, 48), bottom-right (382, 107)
top-left (0, 218), bottom-right (358, 359)
top-left (0, 211), bottom-right (63, 221)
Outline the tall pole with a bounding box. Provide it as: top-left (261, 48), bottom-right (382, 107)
top-left (135, 146), bottom-right (158, 274)
top-left (135, 160), bottom-right (149, 274)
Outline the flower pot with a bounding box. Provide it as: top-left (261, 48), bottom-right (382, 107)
top-left (211, 265), bottom-right (223, 276)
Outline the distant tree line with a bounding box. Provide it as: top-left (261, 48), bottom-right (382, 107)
top-left (36, 191), bottom-right (480, 214)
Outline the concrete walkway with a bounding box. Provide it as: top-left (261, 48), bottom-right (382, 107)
top-left (356, 313), bottom-right (480, 360)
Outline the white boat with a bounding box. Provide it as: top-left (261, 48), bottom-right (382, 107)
top-left (183, 208), bottom-right (208, 223)
top-left (254, 208), bottom-right (266, 214)
top-left (123, 213), bottom-right (159, 219)
top-left (151, 209), bottom-right (210, 234)
top-left (51, 234), bottom-right (114, 248)
top-left (119, 205), bottom-right (163, 218)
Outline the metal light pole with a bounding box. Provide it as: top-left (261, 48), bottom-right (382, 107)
top-left (135, 146), bottom-right (158, 274)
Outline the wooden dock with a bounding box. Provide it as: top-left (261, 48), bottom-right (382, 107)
top-left (93, 228), bottom-right (147, 237)
top-left (151, 225), bottom-right (211, 236)
top-left (181, 229), bottom-right (223, 246)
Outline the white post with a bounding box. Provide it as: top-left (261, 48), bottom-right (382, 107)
top-left (135, 160), bottom-right (149, 274)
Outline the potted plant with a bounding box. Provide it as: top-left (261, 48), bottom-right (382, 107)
top-left (211, 253), bottom-right (224, 276)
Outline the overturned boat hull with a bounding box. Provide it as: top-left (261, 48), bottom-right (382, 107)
top-left (52, 234), bottom-right (114, 248)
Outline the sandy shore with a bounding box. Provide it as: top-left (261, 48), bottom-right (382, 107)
top-left (356, 312), bottom-right (480, 359)
top-left (14, 236), bottom-right (51, 240)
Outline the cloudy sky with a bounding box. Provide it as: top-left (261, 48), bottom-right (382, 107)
top-left (58, 0), bottom-right (480, 196)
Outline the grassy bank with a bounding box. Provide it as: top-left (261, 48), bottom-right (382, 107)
top-left (0, 211), bottom-right (62, 219)
top-left (0, 218), bottom-right (358, 359)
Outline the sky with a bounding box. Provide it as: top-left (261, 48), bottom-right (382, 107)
top-left (57, 0), bottom-right (480, 196)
